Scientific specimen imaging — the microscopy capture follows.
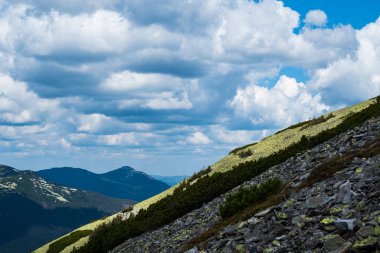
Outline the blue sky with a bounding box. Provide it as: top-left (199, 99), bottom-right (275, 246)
top-left (0, 0), bottom-right (379, 175)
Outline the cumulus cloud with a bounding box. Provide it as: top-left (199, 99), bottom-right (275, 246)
top-left (304, 10), bottom-right (328, 27)
top-left (231, 75), bottom-right (329, 128)
top-left (309, 17), bottom-right (380, 104)
top-left (0, 74), bottom-right (60, 124)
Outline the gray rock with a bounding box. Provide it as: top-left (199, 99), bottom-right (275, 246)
top-left (185, 247), bottom-right (198, 253)
top-left (305, 194), bottom-right (331, 209)
top-left (254, 207), bottom-right (272, 217)
top-left (336, 181), bottom-right (354, 204)
top-left (324, 234), bottom-right (346, 251)
top-left (334, 218), bottom-right (357, 231)
top-left (356, 225), bottom-right (375, 239)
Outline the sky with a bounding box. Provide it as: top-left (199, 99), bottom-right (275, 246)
top-left (0, 0), bottom-right (379, 175)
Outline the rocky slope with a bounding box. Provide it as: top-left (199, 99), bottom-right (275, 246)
top-left (111, 116), bottom-right (380, 252)
top-left (35, 96), bottom-right (380, 253)
top-left (38, 166), bottom-right (169, 201)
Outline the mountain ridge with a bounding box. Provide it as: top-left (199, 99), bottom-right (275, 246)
top-left (37, 166), bottom-right (169, 201)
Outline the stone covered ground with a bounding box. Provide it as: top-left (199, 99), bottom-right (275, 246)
top-left (112, 117), bottom-right (380, 253)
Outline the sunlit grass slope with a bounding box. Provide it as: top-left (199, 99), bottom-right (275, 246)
top-left (33, 97), bottom-right (376, 253)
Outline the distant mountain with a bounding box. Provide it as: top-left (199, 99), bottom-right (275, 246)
top-left (38, 166), bottom-right (170, 201)
top-left (151, 175), bottom-right (188, 186)
top-left (0, 164), bottom-right (132, 253)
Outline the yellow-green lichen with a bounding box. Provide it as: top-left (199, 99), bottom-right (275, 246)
top-left (353, 236), bottom-right (378, 249)
top-left (330, 207), bottom-right (342, 214)
top-left (321, 217), bottom-right (335, 225)
top-left (375, 226), bottom-right (380, 237)
top-left (272, 240), bottom-right (281, 247)
top-left (320, 234), bottom-right (340, 242)
top-left (355, 167), bottom-right (364, 174)
top-left (235, 244), bottom-right (245, 253)
top-left (276, 212), bottom-right (287, 219)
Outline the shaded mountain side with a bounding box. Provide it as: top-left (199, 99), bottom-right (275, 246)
top-left (38, 166), bottom-right (170, 201)
top-left (151, 175), bottom-right (188, 186)
top-left (0, 193), bottom-right (105, 246)
top-left (0, 165), bottom-right (133, 253)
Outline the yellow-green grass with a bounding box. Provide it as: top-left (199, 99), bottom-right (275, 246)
top-left (211, 98), bottom-right (374, 173)
top-left (34, 98), bottom-right (376, 253)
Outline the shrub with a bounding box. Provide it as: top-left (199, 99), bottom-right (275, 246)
top-left (219, 178), bottom-right (282, 218)
top-left (47, 230), bottom-right (92, 253)
top-left (238, 149), bottom-right (253, 158)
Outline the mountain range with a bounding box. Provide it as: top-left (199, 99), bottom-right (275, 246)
top-left (0, 165), bottom-right (172, 253)
top-left (37, 166), bottom-right (170, 201)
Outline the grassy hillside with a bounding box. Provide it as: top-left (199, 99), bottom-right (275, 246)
top-left (33, 97), bottom-right (378, 253)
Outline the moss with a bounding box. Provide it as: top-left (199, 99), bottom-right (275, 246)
top-left (263, 248), bottom-right (274, 253)
top-left (321, 217), bottom-right (335, 225)
top-left (353, 236), bottom-right (378, 249)
top-left (377, 216), bottom-right (380, 224)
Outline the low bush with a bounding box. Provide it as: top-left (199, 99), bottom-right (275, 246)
top-left (47, 230), bottom-right (92, 253)
top-left (219, 178), bottom-right (282, 218)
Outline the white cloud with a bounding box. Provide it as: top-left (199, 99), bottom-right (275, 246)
top-left (0, 6), bottom-right (130, 56)
top-left (144, 92), bottom-right (192, 110)
top-left (102, 71), bottom-right (194, 110)
top-left (186, 132), bottom-right (211, 145)
top-left (309, 18), bottom-right (380, 104)
top-left (101, 71), bottom-right (180, 92)
top-left (304, 10), bottom-right (328, 27)
top-left (0, 74), bottom-right (60, 123)
top-left (231, 75), bottom-right (329, 127)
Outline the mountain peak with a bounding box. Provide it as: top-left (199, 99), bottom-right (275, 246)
top-left (0, 164), bottom-right (19, 176)
top-left (115, 166), bottom-right (135, 171)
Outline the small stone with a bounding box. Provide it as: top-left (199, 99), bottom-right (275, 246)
top-left (186, 248), bottom-right (198, 253)
top-left (238, 221), bottom-right (247, 229)
top-left (247, 217), bottom-right (259, 225)
top-left (336, 181), bottom-right (354, 204)
top-left (353, 236), bottom-right (378, 249)
top-left (292, 215), bottom-right (306, 226)
top-left (321, 234), bottom-right (346, 251)
top-left (330, 242), bottom-right (352, 253)
top-left (222, 226), bottom-right (237, 236)
top-left (305, 194), bottom-right (330, 209)
top-left (356, 226), bottom-right (375, 238)
top-left (255, 207), bottom-right (272, 217)
top-left (334, 218), bottom-right (357, 231)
